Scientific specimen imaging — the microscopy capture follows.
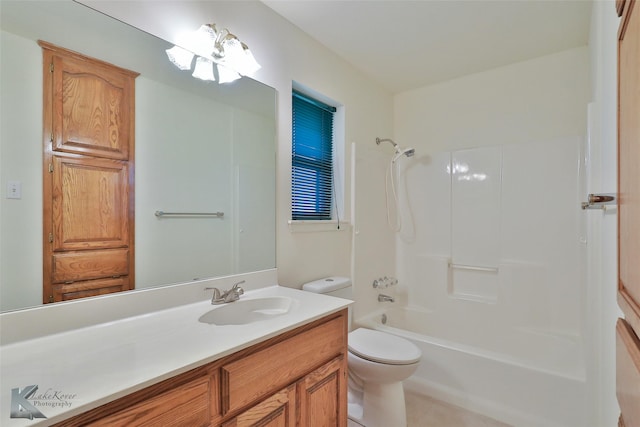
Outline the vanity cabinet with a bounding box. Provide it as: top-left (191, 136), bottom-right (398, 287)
top-left (39, 41), bottom-right (138, 304)
top-left (53, 310), bottom-right (348, 427)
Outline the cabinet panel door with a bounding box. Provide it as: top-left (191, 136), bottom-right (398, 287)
top-left (52, 155), bottom-right (130, 251)
top-left (297, 356), bottom-right (347, 427)
top-left (51, 49), bottom-right (136, 160)
top-left (619, 0), bottom-right (640, 334)
top-left (222, 385), bottom-right (296, 427)
top-left (618, 0), bottom-right (640, 424)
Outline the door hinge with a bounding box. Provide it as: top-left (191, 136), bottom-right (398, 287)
top-left (48, 163), bottom-right (54, 173)
top-left (48, 232), bottom-right (53, 243)
top-left (49, 62), bottom-right (54, 73)
top-left (50, 133), bottom-right (53, 143)
top-left (48, 295), bottom-right (54, 303)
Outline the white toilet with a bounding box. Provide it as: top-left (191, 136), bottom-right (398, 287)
top-left (302, 277), bottom-right (421, 427)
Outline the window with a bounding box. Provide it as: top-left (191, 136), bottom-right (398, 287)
top-left (291, 90), bottom-right (337, 220)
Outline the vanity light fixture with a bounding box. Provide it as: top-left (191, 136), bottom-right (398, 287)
top-left (192, 56), bottom-right (216, 81)
top-left (166, 23), bottom-right (261, 84)
top-left (166, 45), bottom-right (194, 70)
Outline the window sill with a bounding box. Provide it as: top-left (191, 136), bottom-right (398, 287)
top-left (287, 220), bottom-right (351, 233)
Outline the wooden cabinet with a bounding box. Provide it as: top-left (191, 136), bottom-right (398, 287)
top-left (40, 41), bottom-right (138, 303)
top-left (222, 385), bottom-right (297, 427)
top-left (53, 309), bottom-right (348, 427)
top-left (297, 357), bottom-right (345, 427)
top-left (617, 1), bottom-right (640, 425)
top-left (87, 376), bottom-right (214, 427)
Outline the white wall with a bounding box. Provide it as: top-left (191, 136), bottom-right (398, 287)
top-left (135, 78), bottom-right (276, 288)
top-left (79, 1), bottom-right (396, 299)
top-left (395, 47), bottom-right (589, 152)
top-left (0, 31), bottom-right (43, 310)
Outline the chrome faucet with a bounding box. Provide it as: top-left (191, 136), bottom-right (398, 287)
top-left (378, 294), bottom-right (395, 303)
top-left (205, 280), bottom-right (245, 304)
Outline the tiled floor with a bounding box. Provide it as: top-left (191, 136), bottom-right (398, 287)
top-left (406, 391), bottom-right (512, 427)
top-left (347, 391), bottom-right (511, 427)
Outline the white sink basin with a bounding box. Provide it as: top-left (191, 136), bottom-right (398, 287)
top-left (198, 296), bottom-right (297, 325)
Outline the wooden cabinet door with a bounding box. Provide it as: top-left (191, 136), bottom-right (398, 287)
top-left (49, 43), bottom-right (136, 160)
top-left (617, 1), bottom-right (640, 425)
top-left (297, 356), bottom-right (348, 427)
top-left (41, 41), bottom-right (137, 303)
top-left (222, 385), bottom-right (296, 427)
top-left (52, 156), bottom-right (130, 251)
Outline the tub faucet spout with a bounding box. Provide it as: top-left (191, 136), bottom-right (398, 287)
top-left (378, 294), bottom-right (395, 303)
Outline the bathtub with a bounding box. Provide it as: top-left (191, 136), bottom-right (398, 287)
top-left (358, 306), bottom-right (588, 427)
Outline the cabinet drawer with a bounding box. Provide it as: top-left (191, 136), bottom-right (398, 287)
top-left (221, 314), bottom-right (346, 415)
top-left (616, 318), bottom-right (640, 427)
top-left (53, 276), bottom-right (129, 301)
top-left (52, 248), bottom-right (129, 283)
top-left (88, 376), bottom-right (211, 427)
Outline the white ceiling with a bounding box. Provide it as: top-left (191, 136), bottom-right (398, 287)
top-left (262, 0), bottom-right (593, 93)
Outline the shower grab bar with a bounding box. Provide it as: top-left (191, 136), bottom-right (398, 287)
top-left (448, 263), bottom-right (498, 273)
top-left (155, 210), bottom-right (224, 218)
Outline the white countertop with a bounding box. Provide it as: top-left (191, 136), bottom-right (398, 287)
top-left (0, 285), bottom-right (350, 426)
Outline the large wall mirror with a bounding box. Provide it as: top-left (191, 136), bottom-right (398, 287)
top-left (0, 0), bottom-right (277, 312)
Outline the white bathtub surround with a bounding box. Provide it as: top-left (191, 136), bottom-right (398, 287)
top-left (0, 276), bottom-right (350, 425)
top-left (385, 136), bottom-right (586, 426)
top-left (360, 308), bottom-right (586, 427)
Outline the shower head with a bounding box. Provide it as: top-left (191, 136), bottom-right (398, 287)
top-left (400, 147), bottom-right (415, 157)
top-left (391, 147), bottom-right (415, 163)
top-left (377, 137), bottom-right (415, 162)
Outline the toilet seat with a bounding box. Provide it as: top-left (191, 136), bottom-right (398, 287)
top-left (348, 328), bottom-right (421, 365)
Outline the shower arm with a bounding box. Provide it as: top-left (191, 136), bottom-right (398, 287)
top-left (376, 137), bottom-right (399, 149)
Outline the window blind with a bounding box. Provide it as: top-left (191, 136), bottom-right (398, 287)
top-left (292, 90), bottom-right (336, 220)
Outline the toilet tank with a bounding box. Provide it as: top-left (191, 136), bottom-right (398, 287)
top-left (302, 277), bottom-right (352, 299)
top-left (302, 277), bottom-right (353, 329)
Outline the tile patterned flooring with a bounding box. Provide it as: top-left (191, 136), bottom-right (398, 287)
top-left (347, 391), bottom-right (511, 427)
top-left (405, 391), bottom-right (512, 427)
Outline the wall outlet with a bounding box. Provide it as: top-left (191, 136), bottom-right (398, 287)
top-left (7, 181), bottom-right (22, 199)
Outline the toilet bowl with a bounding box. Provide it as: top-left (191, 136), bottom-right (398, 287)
top-left (302, 277), bottom-right (422, 427)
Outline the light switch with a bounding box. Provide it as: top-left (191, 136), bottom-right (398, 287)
top-left (7, 181), bottom-right (22, 199)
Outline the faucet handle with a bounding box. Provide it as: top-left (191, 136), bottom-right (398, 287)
top-left (231, 280), bottom-right (245, 294)
top-left (204, 287), bottom-right (222, 300)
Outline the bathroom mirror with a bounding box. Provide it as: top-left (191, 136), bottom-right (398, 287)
top-left (0, 0), bottom-right (277, 312)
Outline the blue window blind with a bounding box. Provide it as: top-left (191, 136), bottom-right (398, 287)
top-left (292, 90), bottom-right (336, 220)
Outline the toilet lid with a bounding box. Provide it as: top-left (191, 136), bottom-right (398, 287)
top-left (348, 328), bottom-right (421, 365)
